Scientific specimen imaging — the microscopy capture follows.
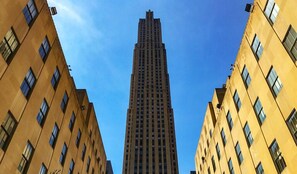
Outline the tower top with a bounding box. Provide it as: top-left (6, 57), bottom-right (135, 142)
top-left (146, 10), bottom-right (154, 19)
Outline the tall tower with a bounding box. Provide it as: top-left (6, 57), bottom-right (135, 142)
top-left (123, 11), bottom-right (179, 174)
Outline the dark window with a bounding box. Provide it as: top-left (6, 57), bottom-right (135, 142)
top-left (256, 162), bottom-right (264, 174)
top-left (18, 141), bottom-right (34, 173)
top-left (226, 111), bottom-right (233, 130)
top-left (39, 36), bottom-right (50, 61)
top-left (235, 142), bottom-right (243, 165)
top-left (269, 140), bottom-right (286, 173)
top-left (254, 97), bottom-right (266, 125)
top-left (51, 67), bottom-right (60, 89)
top-left (49, 123), bottom-right (59, 148)
top-left (287, 109), bottom-right (297, 144)
top-left (243, 122), bottom-right (253, 147)
top-left (81, 144), bottom-right (86, 161)
top-left (264, 0), bottom-right (279, 24)
top-left (86, 156), bottom-right (91, 172)
top-left (36, 99), bottom-right (49, 126)
top-left (20, 68), bottom-right (36, 98)
top-left (0, 28), bottom-right (19, 62)
top-left (75, 129), bottom-right (81, 147)
top-left (228, 158), bottom-right (234, 174)
top-left (233, 90), bottom-right (241, 111)
top-left (207, 167), bottom-right (211, 174)
top-left (251, 35), bottom-right (264, 59)
top-left (60, 143), bottom-right (68, 165)
top-left (211, 156), bottom-right (216, 172)
top-left (215, 143), bottom-right (221, 160)
top-left (241, 65), bottom-right (251, 88)
top-left (283, 26), bottom-right (297, 61)
top-left (0, 112), bottom-right (17, 150)
top-left (69, 112), bottom-right (76, 131)
top-left (39, 163), bottom-right (47, 174)
top-left (60, 92), bottom-right (69, 112)
top-left (221, 129), bottom-right (227, 146)
top-left (68, 159), bottom-right (75, 174)
top-left (267, 67), bottom-right (283, 96)
top-left (23, 0), bottom-right (37, 25)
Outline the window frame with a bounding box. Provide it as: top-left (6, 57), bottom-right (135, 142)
top-left (51, 67), bottom-right (60, 89)
top-left (243, 122), bottom-right (253, 147)
top-left (36, 99), bottom-right (49, 126)
top-left (266, 67), bottom-right (283, 97)
top-left (264, 0), bottom-right (279, 24)
top-left (228, 158), bottom-right (234, 174)
top-left (215, 143), bottom-right (221, 160)
top-left (283, 25), bottom-right (297, 61)
top-left (68, 159), bottom-right (75, 174)
top-left (49, 123), bottom-right (59, 148)
top-left (39, 163), bottom-right (48, 174)
top-left (251, 35), bottom-right (264, 60)
top-left (254, 97), bottom-right (266, 125)
top-left (286, 109), bottom-right (297, 144)
top-left (75, 129), bottom-right (81, 147)
top-left (256, 162), bottom-right (264, 174)
top-left (18, 141), bottom-right (34, 173)
top-left (69, 112), bottom-right (76, 131)
top-left (39, 36), bottom-right (50, 61)
top-left (235, 142), bottom-right (243, 165)
top-left (0, 28), bottom-right (19, 63)
top-left (20, 68), bottom-right (36, 99)
top-left (60, 143), bottom-right (68, 165)
top-left (269, 140), bottom-right (286, 173)
top-left (60, 91), bottom-right (69, 112)
top-left (241, 65), bottom-right (251, 88)
top-left (226, 111), bottom-right (233, 130)
top-left (233, 90), bottom-right (241, 111)
top-left (0, 112), bottom-right (17, 151)
top-left (220, 129), bottom-right (227, 146)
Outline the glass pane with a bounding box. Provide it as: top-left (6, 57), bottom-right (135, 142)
top-left (252, 36), bottom-right (260, 53)
top-left (257, 44), bottom-right (263, 58)
top-left (270, 4), bottom-right (279, 23)
top-left (264, 0), bottom-right (274, 17)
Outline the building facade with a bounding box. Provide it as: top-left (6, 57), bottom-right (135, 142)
top-left (123, 11), bottom-right (179, 174)
top-left (195, 0), bottom-right (297, 173)
top-left (0, 0), bottom-right (106, 173)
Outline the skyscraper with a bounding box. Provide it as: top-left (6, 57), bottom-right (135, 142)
top-left (123, 11), bottom-right (179, 174)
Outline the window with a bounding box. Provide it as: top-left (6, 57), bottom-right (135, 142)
top-left (226, 111), bottom-right (233, 130)
top-left (233, 90), bottom-right (241, 111)
top-left (256, 162), bottom-right (264, 174)
top-left (264, 0), bottom-right (279, 24)
top-left (215, 143), bottom-right (221, 160)
top-left (0, 28), bottom-right (19, 62)
top-left (0, 112), bottom-right (17, 150)
top-left (251, 35), bottom-right (264, 59)
top-left (207, 167), bottom-right (211, 174)
top-left (39, 163), bottom-right (47, 174)
top-left (49, 123), bottom-right (59, 148)
top-left (241, 65), bottom-right (251, 88)
top-left (221, 129), bottom-right (227, 146)
top-left (211, 156), bottom-right (216, 172)
top-left (20, 68), bottom-right (36, 98)
top-left (39, 37), bottom-right (50, 61)
top-left (287, 109), bottom-right (297, 143)
top-left (82, 144), bottom-right (86, 161)
top-left (86, 156), bottom-right (91, 172)
top-left (69, 112), bottom-right (76, 131)
top-left (76, 129), bottom-right (81, 147)
top-left (228, 158), bottom-right (234, 174)
top-left (269, 140), bottom-right (286, 173)
top-left (243, 122), bottom-right (253, 147)
top-left (283, 26), bottom-right (297, 61)
top-left (36, 99), bottom-right (49, 126)
top-left (23, 0), bottom-right (37, 25)
top-left (235, 142), bottom-right (243, 164)
top-left (51, 67), bottom-right (60, 89)
top-left (68, 159), bottom-right (75, 174)
top-left (60, 92), bottom-right (69, 112)
top-left (18, 141), bottom-right (34, 173)
top-left (254, 97), bottom-right (266, 125)
top-left (60, 143), bottom-right (68, 165)
top-left (266, 67), bottom-right (283, 96)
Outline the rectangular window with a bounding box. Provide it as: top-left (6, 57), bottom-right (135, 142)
top-left (20, 68), bottom-right (36, 98)
top-left (233, 90), bottom-right (241, 111)
top-left (266, 67), bottom-right (283, 96)
top-left (51, 67), bottom-right (60, 89)
top-left (39, 163), bottom-right (47, 174)
top-left (60, 143), bottom-right (68, 165)
top-left (215, 143), bottom-right (221, 160)
top-left (0, 28), bottom-right (19, 62)
top-left (287, 109), bottom-right (297, 143)
top-left (228, 158), bottom-right (234, 174)
top-left (18, 141), bottom-right (34, 173)
top-left (269, 140), bottom-right (286, 173)
top-left (226, 111), bottom-right (233, 130)
top-left (75, 129), bottom-right (81, 147)
top-left (256, 162), bottom-right (264, 174)
top-left (69, 112), bottom-right (76, 131)
top-left (283, 26), bottom-right (297, 61)
top-left (0, 112), bottom-right (17, 150)
top-left (23, 0), bottom-right (37, 25)
top-left (36, 99), bottom-right (49, 126)
top-left (86, 156), bottom-right (91, 172)
top-left (264, 0), bottom-right (279, 24)
top-left (235, 142), bottom-right (243, 165)
top-left (49, 123), bottom-right (59, 148)
top-left (254, 97), bottom-right (266, 125)
top-left (251, 35), bottom-right (264, 59)
top-left (60, 92), bottom-right (69, 112)
top-left (243, 122), bottom-right (253, 147)
top-left (39, 36), bottom-right (50, 61)
top-left (241, 65), bottom-right (251, 88)
top-left (68, 159), bottom-right (75, 174)
top-left (211, 156), bottom-right (216, 172)
top-left (81, 144), bottom-right (86, 161)
top-left (221, 129), bottom-right (227, 146)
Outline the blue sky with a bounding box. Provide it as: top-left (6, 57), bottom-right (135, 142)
top-left (48, 0), bottom-right (249, 173)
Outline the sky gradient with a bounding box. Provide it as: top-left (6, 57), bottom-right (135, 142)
top-left (48, 0), bottom-right (249, 173)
